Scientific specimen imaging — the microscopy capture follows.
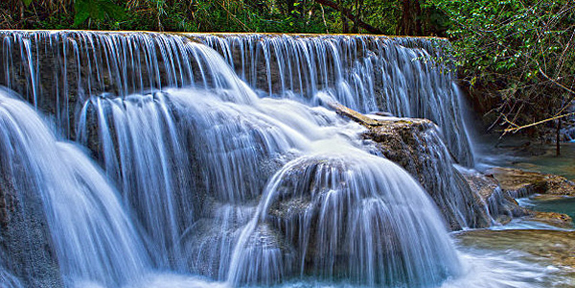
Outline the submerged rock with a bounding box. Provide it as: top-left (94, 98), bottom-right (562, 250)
top-left (455, 229), bottom-right (575, 269)
top-left (528, 211), bottom-right (573, 229)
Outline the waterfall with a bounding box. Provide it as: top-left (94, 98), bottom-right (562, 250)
top-left (164, 67), bottom-right (461, 285)
top-left (227, 152), bottom-right (460, 286)
top-left (201, 34), bottom-right (473, 166)
top-left (0, 89), bottom-right (149, 287)
top-left (76, 92), bottom-right (194, 269)
top-left (0, 31), bottom-right (473, 166)
top-left (0, 261), bottom-right (23, 288)
top-left (0, 30), bottom-right (475, 287)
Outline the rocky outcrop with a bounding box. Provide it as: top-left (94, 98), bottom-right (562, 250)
top-left (331, 104), bottom-right (575, 231)
top-left (455, 167), bottom-right (529, 225)
top-left (332, 103), bottom-right (491, 230)
top-left (487, 167), bottom-right (575, 198)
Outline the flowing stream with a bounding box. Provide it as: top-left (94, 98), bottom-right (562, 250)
top-left (0, 31), bottom-right (571, 288)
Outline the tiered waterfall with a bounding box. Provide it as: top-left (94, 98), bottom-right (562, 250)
top-left (0, 31), bottom-right (477, 288)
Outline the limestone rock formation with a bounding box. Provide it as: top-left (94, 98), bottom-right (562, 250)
top-left (455, 167), bottom-right (529, 225)
top-left (331, 103), bottom-right (575, 231)
top-left (332, 103), bottom-right (491, 230)
top-left (487, 167), bottom-right (575, 198)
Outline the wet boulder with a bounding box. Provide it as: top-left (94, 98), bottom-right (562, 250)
top-left (247, 154), bottom-right (461, 286)
top-left (455, 167), bottom-right (529, 225)
top-left (332, 103), bottom-right (491, 230)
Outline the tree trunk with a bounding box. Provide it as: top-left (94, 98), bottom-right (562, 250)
top-left (556, 119), bottom-right (561, 156)
top-left (315, 0), bottom-right (383, 34)
top-left (414, 0), bottom-right (422, 35)
top-left (397, 0), bottom-right (423, 36)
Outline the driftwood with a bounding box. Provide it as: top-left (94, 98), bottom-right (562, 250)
top-left (327, 102), bottom-right (382, 126)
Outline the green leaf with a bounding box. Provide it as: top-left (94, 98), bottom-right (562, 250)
top-left (74, 0), bottom-right (126, 27)
top-left (74, 0), bottom-right (92, 26)
top-left (23, 0), bottom-right (33, 7)
top-left (101, 1), bottom-right (125, 20)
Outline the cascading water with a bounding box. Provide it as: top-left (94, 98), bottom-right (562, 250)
top-left (0, 31), bottom-right (473, 166)
top-left (0, 260), bottom-right (23, 288)
top-left (76, 92), bottom-right (193, 269)
top-left (0, 89), bottom-right (150, 287)
top-left (165, 75), bottom-right (361, 281)
top-left (155, 80), bottom-right (461, 286)
top-left (0, 30), bottom-right (532, 288)
top-left (227, 151), bottom-right (460, 286)
top-left (202, 34), bottom-right (473, 166)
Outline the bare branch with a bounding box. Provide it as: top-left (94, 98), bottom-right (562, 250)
top-left (538, 66), bottom-right (575, 96)
top-left (503, 111), bottom-right (575, 134)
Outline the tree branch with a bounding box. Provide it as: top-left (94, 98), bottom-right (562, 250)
top-left (538, 66), bottom-right (575, 97)
top-left (503, 111), bottom-right (575, 134)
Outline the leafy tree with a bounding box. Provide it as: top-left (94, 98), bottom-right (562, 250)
top-left (426, 0), bottom-right (575, 138)
top-left (73, 0), bottom-right (125, 28)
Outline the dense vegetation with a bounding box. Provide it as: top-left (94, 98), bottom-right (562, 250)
top-left (431, 0), bottom-right (575, 139)
top-left (1, 0), bottom-right (574, 139)
top-left (0, 0), bottom-right (438, 34)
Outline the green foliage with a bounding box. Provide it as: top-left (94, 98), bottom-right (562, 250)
top-left (427, 0), bottom-right (567, 77)
top-left (426, 0), bottom-right (575, 131)
top-left (2, 0), bottom-right (426, 34)
top-left (74, 0), bottom-right (126, 27)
